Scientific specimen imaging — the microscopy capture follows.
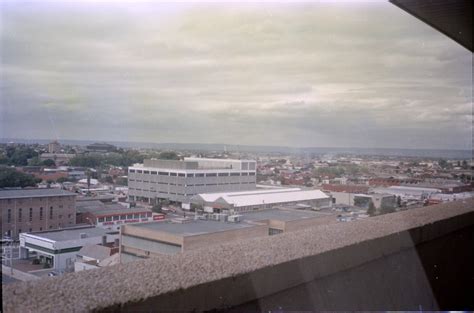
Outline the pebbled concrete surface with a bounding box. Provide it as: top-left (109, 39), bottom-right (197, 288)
top-left (2, 198), bottom-right (474, 313)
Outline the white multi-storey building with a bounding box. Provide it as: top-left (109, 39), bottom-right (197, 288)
top-left (127, 158), bottom-right (257, 207)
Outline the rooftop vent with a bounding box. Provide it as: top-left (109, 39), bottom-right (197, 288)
top-left (80, 233), bottom-right (87, 239)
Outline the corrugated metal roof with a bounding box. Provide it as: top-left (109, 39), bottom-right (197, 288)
top-left (196, 188), bottom-right (302, 203)
top-left (196, 188), bottom-right (329, 208)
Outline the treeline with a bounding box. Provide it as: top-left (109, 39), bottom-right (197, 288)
top-left (69, 150), bottom-right (180, 168)
top-left (69, 150), bottom-right (144, 168)
top-left (0, 146), bottom-right (39, 166)
top-left (0, 167), bottom-right (41, 188)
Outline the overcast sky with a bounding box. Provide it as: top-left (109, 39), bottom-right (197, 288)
top-left (1, 1), bottom-right (472, 150)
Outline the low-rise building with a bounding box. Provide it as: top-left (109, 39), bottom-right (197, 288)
top-left (120, 219), bottom-right (267, 262)
top-left (39, 153), bottom-right (75, 166)
top-left (76, 201), bottom-right (159, 231)
top-left (1, 188), bottom-right (77, 239)
top-left (19, 226), bottom-right (119, 271)
top-left (191, 187), bottom-right (331, 213)
top-left (330, 191), bottom-right (396, 211)
top-left (74, 243), bottom-right (119, 272)
top-left (120, 207), bottom-right (338, 262)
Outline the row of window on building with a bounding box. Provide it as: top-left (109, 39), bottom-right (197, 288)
top-left (129, 170), bottom-right (255, 177)
top-left (4, 224), bottom-right (61, 237)
top-left (6, 207), bottom-right (72, 223)
top-left (4, 197), bottom-right (73, 204)
top-left (128, 181), bottom-right (254, 186)
top-left (97, 212), bottom-right (152, 222)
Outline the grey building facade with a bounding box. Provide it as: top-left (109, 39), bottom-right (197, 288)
top-left (128, 158), bottom-right (257, 205)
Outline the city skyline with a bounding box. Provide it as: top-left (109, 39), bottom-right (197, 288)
top-left (1, 1), bottom-right (472, 150)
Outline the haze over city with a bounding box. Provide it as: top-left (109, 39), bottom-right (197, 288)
top-left (1, 1), bottom-right (472, 149)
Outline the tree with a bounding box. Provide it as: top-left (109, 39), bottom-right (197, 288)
top-left (158, 151), bottom-right (180, 160)
top-left (367, 200), bottom-right (376, 217)
top-left (115, 177), bottom-right (127, 186)
top-left (42, 159), bottom-right (56, 167)
top-left (7, 147), bottom-right (39, 166)
top-left (86, 170), bottom-right (92, 190)
top-left (151, 203), bottom-right (163, 214)
top-left (56, 177), bottom-right (69, 183)
top-left (69, 155), bottom-right (102, 168)
top-left (0, 167), bottom-right (41, 188)
top-left (28, 156), bottom-right (42, 166)
top-left (438, 159), bottom-right (449, 169)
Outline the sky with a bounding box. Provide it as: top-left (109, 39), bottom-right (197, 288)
top-left (1, 0), bottom-right (472, 150)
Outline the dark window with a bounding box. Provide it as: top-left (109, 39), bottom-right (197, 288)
top-left (50, 206), bottom-right (53, 219)
top-left (151, 171), bottom-right (157, 175)
top-left (113, 215), bottom-right (120, 221)
top-left (40, 227), bottom-right (42, 231)
top-left (144, 171), bottom-right (150, 174)
top-left (206, 173), bottom-right (217, 177)
top-left (40, 207), bottom-right (43, 220)
top-left (178, 173), bottom-right (185, 177)
top-left (7, 209), bottom-right (11, 223)
top-left (129, 169), bottom-right (135, 173)
top-left (159, 171), bottom-right (168, 176)
top-left (242, 172), bottom-right (249, 176)
top-left (18, 208), bottom-right (22, 222)
top-left (106, 216), bottom-right (112, 222)
top-left (120, 215), bottom-right (126, 220)
top-left (29, 208), bottom-right (33, 222)
top-left (249, 172), bottom-right (256, 176)
top-left (137, 170), bottom-right (142, 174)
top-left (98, 217), bottom-right (104, 222)
top-left (218, 173), bottom-right (229, 176)
top-left (147, 212), bottom-right (152, 217)
top-left (29, 228), bottom-right (32, 232)
top-left (230, 173), bottom-right (240, 176)
top-left (170, 172), bottom-right (177, 176)
top-left (133, 214), bottom-right (140, 218)
top-left (127, 214), bottom-right (133, 219)
top-left (196, 173), bottom-right (205, 177)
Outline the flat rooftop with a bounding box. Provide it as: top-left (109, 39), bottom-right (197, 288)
top-left (241, 208), bottom-right (335, 222)
top-left (25, 226), bottom-right (111, 242)
top-left (0, 188), bottom-right (76, 200)
top-left (131, 219), bottom-right (257, 237)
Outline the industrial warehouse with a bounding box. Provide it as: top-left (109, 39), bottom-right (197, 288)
top-left (191, 187), bottom-right (331, 213)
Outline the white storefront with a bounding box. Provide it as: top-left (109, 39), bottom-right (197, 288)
top-left (19, 226), bottom-right (119, 271)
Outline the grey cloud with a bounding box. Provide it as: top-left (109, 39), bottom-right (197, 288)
top-left (1, 1), bottom-right (471, 149)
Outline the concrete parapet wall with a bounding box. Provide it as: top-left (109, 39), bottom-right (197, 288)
top-left (3, 199), bottom-right (474, 312)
